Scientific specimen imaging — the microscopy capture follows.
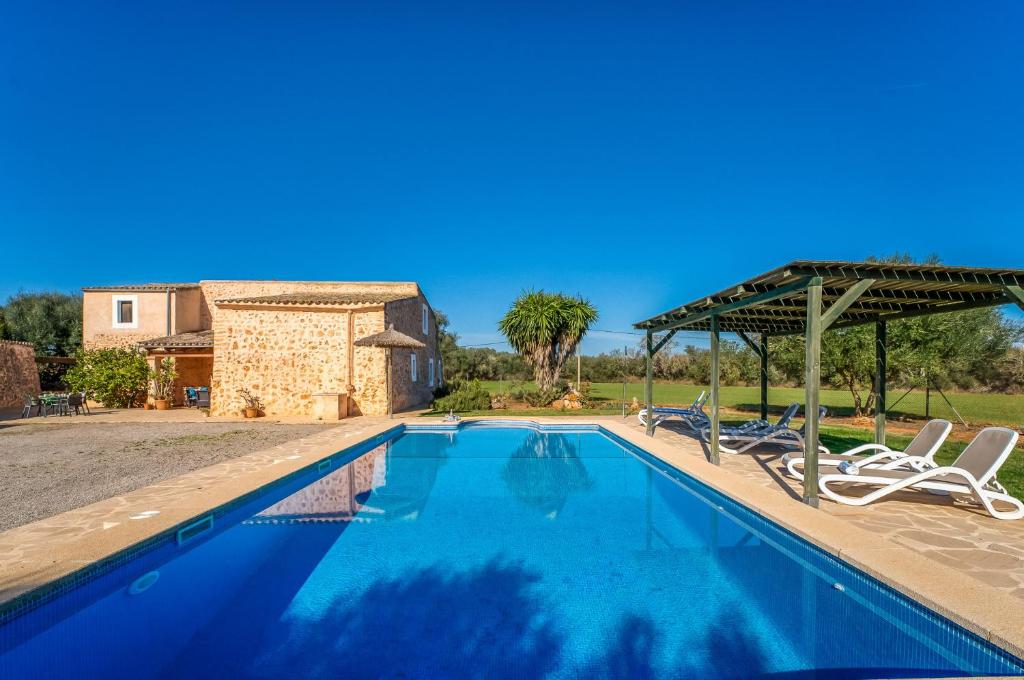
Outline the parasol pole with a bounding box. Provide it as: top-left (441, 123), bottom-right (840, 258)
top-left (386, 348), bottom-right (393, 418)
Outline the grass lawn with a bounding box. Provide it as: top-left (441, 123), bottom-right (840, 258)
top-left (481, 380), bottom-right (1024, 428)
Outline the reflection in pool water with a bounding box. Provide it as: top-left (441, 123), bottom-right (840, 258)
top-left (502, 431), bottom-right (593, 518)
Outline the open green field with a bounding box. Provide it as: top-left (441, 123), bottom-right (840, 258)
top-left (481, 380), bottom-right (1024, 428)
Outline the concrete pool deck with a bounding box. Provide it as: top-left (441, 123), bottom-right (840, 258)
top-left (0, 414), bottom-right (1022, 661)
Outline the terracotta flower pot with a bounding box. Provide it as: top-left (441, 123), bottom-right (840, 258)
top-left (244, 407), bottom-right (258, 418)
top-left (143, 403), bottom-right (154, 411)
top-left (154, 399), bottom-right (170, 411)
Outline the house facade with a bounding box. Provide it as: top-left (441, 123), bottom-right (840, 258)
top-left (81, 281), bottom-right (440, 417)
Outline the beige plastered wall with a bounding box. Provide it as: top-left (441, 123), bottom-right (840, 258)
top-left (83, 290), bottom-right (174, 349)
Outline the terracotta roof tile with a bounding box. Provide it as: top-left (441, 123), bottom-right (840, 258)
top-left (214, 292), bottom-right (414, 307)
top-left (138, 330), bottom-right (214, 349)
top-left (82, 283), bottom-right (200, 292)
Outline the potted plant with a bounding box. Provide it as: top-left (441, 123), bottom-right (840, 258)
top-left (239, 388), bottom-right (264, 418)
top-left (149, 358), bottom-right (178, 410)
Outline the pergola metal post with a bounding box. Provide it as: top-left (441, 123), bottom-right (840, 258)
top-left (709, 315), bottom-right (721, 465)
top-left (759, 333), bottom-right (769, 421)
top-left (645, 331), bottom-right (655, 437)
top-left (875, 319), bottom-right (887, 445)
top-left (802, 278), bottom-right (823, 507)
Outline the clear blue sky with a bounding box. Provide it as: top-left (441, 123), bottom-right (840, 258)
top-left (3, 1), bottom-right (1022, 353)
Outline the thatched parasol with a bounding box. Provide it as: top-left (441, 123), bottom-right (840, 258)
top-left (355, 324), bottom-right (425, 418)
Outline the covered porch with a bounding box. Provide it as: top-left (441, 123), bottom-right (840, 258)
top-left (139, 330), bottom-right (215, 407)
top-left (634, 260), bottom-right (1024, 507)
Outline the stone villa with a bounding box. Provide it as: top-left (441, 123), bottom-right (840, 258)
top-left (81, 281), bottom-right (440, 417)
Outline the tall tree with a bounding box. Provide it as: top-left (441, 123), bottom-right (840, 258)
top-left (498, 291), bottom-right (598, 391)
top-left (2, 292), bottom-right (83, 356)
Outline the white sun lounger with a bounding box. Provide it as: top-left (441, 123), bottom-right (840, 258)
top-left (782, 419), bottom-right (952, 482)
top-left (638, 391), bottom-right (708, 430)
top-left (819, 427), bottom-right (1023, 520)
top-left (706, 404), bottom-right (829, 455)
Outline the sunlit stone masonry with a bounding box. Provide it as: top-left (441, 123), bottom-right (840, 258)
top-left (81, 280), bottom-right (440, 417)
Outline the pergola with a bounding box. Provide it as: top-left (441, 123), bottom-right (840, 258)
top-left (634, 260), bottom-right (1024, 507)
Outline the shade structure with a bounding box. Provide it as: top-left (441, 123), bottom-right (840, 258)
top-left (634, 259), bottom-right (1024, 508)
top-left (354, 325), bottom-right (426, 350)
top-left (355, 325), bottom-right (426, 417)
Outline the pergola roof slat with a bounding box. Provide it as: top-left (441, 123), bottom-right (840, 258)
top-left (635, 260), bottom-right (1024, 334)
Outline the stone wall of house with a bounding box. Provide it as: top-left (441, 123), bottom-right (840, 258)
top-left (198, 281), bottom-right (420, 328)
top-left (210, 306), bottom-right (389, 417)
top-left (0, 341), bottom-right (41, 408)
top-left (385, 294), bottom-right (439, 413)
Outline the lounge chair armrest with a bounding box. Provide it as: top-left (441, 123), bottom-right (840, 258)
top-left (876, 455), bottom-right (935, 471)
top-left (843, 443), bottom-right (892, 457)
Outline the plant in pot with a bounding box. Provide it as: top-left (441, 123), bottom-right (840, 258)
top-left (149, 358), bottom-right (178, 410)
top-left (239, 388), bottom-right (264, 418)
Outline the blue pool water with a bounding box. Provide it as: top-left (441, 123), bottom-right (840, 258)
top-left (1, 424), bottom-right (1022, 679)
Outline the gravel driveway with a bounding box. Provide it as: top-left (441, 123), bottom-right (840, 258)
top-left (0, 421), bottom-right (334, 532)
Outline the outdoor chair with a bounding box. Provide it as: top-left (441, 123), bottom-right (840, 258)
top-left (21, 396), bottom-right (42, 418)
top-left (720, 402), bottom-right (799, 437)
top-left (638, 391), bottom-right (709, 430)
top-left (782, 419), bottom-right (952, 481)
top-left (196, 389), bottom-right (210, 409)
top-left (696, 402), bottom-right (797, 445)
top-left (818, 427), bottom-right (1023, 520)
top-left (54, 395), bottom-right (70, 416)
top-left (185, 387), bottom-right (199, 408)
top-left (704, 404), bottom-right (829, 455)
top-left (67, 392), bottom-right (87, 416)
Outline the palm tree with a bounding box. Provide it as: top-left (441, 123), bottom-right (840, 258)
top-left (498, 291), bottom-right (598, 392)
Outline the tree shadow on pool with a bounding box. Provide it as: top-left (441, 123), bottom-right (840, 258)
top-left (258, 558), bottom-right (563, 679)
top-left (577, 611), bottom-right (772, 680)
top-left (577, 610), bottom-right (973, 680)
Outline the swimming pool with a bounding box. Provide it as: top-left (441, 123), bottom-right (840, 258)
top-left (1, 423), bottom-right (1021, 678)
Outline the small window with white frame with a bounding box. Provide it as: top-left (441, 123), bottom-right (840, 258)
top-left (112, 295), bottom-right (138, 329)
top-left (428, 357), bottom-right (434, 387)
top-left (421, 303), bottom-right (429, 335)
top-left (410, 352), bottom-right (418, 382)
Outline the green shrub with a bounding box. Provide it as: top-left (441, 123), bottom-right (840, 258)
top-left (524, 387), bottom-right (564, 408)
top-left (65, 348), bottom-right (150, 407)
top-left (433, 380), bottom-right (491, 412)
